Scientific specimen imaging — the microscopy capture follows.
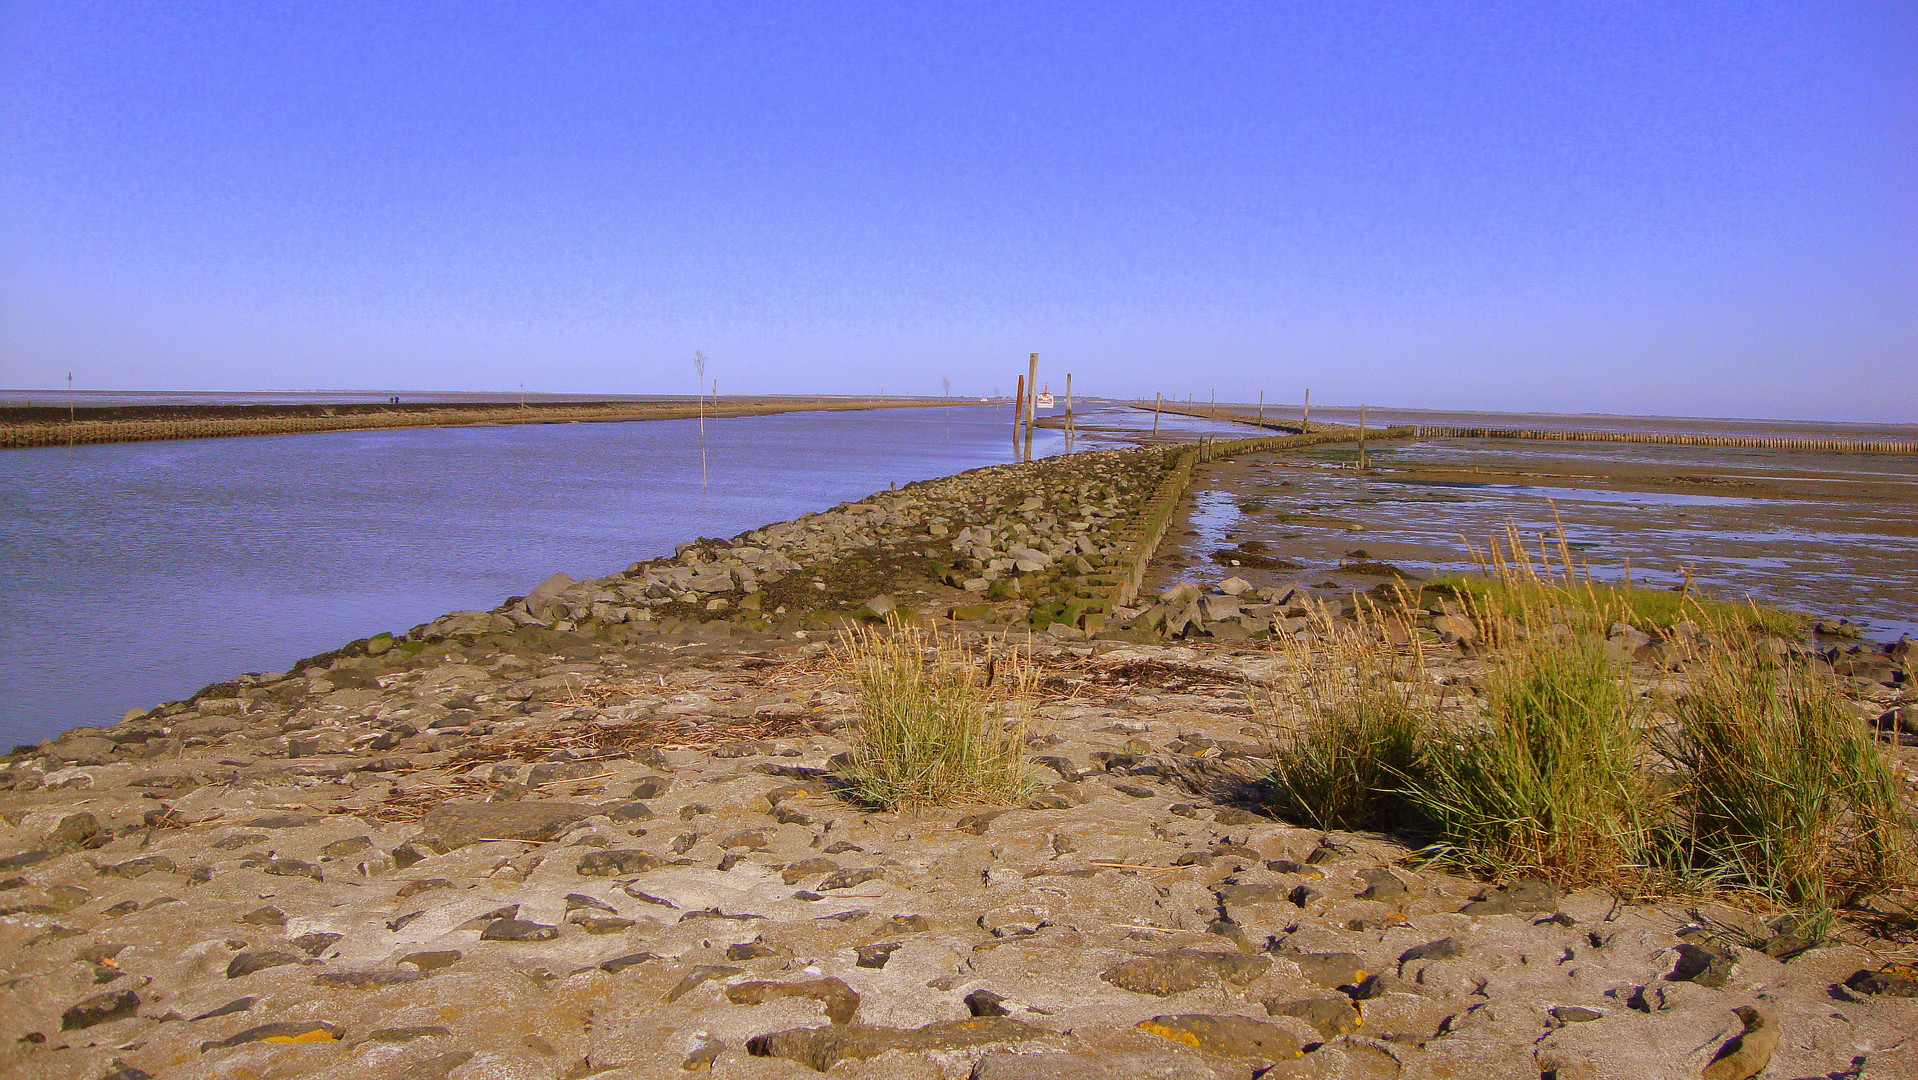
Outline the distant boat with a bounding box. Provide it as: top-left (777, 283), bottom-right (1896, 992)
top-left (1035, 387), bottom-right (1055, 411)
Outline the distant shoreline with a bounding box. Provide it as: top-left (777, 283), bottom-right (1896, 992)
top-left (0, 396), bottom-right (969, 450)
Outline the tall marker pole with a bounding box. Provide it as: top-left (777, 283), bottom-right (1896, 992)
top-left (1302, 388), bottom-right (1311, 434)
top-left (1025, 353), bottom-right (1041, 455)
top-left (1013, 375), bottom-right (1025, 456)
top-left (1064, 373), bottom-right (1073, 443)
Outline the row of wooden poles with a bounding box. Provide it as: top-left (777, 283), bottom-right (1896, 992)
top-left (1009, 352), bottom-right (1074, 462)
top-left (1136, 397), bottom-right (1916, 457)
top-left (1139, 391), bottom-right (1376, 468)
top-left (1410, 426), bottom-right (1918, 453)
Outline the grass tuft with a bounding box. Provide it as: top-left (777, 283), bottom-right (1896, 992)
top-left (1418, 617), bottom-right (1655, 882)
top-left (1264, 520), bottom-right (1911, 914)
top-left (1656, 639), bottom-right (1912, 908)
top-left (1267, 602), bottom-right (1433, 831)
top-left (835, 620), bottom-right (1038, 809)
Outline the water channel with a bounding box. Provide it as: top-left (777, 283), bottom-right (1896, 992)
top-left (0, 404), bottom-right (1248, 748)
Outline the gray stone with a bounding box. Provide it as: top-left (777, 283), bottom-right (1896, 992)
top-left (1703, 1005), bottom-right (1778, 1080)
top-left (1101, 949), bottom-right (1271, 996)
top-left (480, 918), bottom-right (558, 942)
top-left (414, 801), bottom-right (592, 852)
top-left (61, 989), bottom-right (139, 1030)
top-left (663, 964), bottom-right (742, 1002)
top-left (226, 951), bottom-right (305, 978)
top-left (1135, 1014), bottom-right (1304, 1061)
top-left (725, 976), bottom-right (860, 1024)
top-left (1667, 942), bottom-right (1736, 988)
top-left (748, 1017), bottom-right (1042, 1072)
top-left (1273, 949), bottom-right (1369, 989)
top-left (1397, 937), bottom-right (1462, 966)
top-left (98, 856), bottom-right (177, 879)
top-left (1846, 964), bottom-right (1918, 997)
top-left (819, 867), bottom-right (882, 891)
top-left (521, 572), bottom-right (577, 617)
top-left (199, 1021), bottom-right (342, 1052)
top-left (1459, 877), bottom-right (1559, 914)
top-left (576, 849), bottom-right (658, 876)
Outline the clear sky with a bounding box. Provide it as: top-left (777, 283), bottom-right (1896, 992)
top-left (3, 2), bottom-right (1914, 420)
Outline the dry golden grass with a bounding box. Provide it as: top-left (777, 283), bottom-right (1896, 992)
top-left (834, 620), bottom-right (1039, 809)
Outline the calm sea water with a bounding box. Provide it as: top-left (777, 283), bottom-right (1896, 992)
top-left (1, 404), bottom-right (1253, 748)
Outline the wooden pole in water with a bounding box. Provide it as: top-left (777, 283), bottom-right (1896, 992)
top-left (1302, 388), bottom-right (1311, 433)
top-left (1013, 374), bottom-right (1025, 454)
top-left (1358, 404), bottom-right (1367, 471)
top-left (691, 352), bottom-right (708, 490)
top-left (1257, 390), bottom-right (1263, 421)
top-left (1064, 373), bottom-right (1073, 442)
top-left (1024, 353), bottom-right (1038, 462)
top-left (1153, 392), bottom-right (1162, 435)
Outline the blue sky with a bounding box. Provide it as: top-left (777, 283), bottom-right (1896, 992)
top-left (3, 2), bottom-right (1913, 420)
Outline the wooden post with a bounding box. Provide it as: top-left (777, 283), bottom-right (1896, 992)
top-left (1358, 404), bottom-right (1367, 471)
top-left (1025, 353), bottom-right (1038, 462)
top-left (1302, 388), bottom-right (1310, 433)
top-left (1013, 374), bottom-right (1025, 454)
top-left (1153, 392), bottom-right (1162, 435)
top-left (1064, 373), bottom-right (1073, 441)
top-left (691, 353), bottom-right (708, 489)
top-left (1257, 390), bottom-right (1263, 421)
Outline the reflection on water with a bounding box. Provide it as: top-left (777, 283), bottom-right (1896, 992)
top-left (0, 405), bottom-right (1186, 747)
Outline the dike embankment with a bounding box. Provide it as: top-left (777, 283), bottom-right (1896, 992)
top-left (0, 397), bottom-right (951, 450)
top-left (3, 434), bottom-right (1914, 1080)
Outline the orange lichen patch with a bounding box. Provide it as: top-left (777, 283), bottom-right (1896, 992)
top-left (263, 1027), bottom-right (340, 1044)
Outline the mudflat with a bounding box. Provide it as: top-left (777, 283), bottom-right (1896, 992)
top-left (1151, 437), bottom-right (1918, 639)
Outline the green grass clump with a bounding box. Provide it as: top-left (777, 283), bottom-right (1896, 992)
top-left (836, 621), bottom-right (1037, 809)
top-left (1264, 522), bottom-right (1912, 917)
top-left (1418, 625), bottom-right (1655, 880)
top-left (1657, 641), bottom-right (1911, 907)
top-left (1268, 610), bottom-right (1432, 831)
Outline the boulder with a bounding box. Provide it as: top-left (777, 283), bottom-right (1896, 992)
top-left (520, 572), bottom-right (577, 617)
